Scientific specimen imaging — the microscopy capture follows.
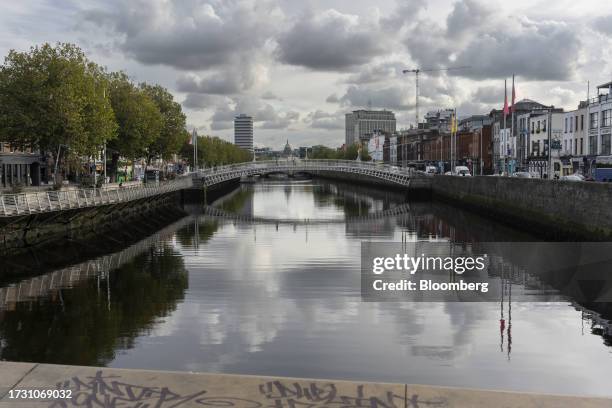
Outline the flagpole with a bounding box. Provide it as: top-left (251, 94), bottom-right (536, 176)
top-left (192, 129), bottom-right (198, 172)
top-left (503, 79), bottom-right (508, 175)
top-left (511, 74), bottom-right (515, 172)
top-left (453, 108), bottom-right (457, 173)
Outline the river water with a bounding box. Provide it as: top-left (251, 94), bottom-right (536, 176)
top-left (1, 179), bottom-right (611, 397)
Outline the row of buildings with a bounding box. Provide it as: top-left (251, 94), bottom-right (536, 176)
top-left (344, 81), bottom-right (612, 177)
top-left (345, 108), bottom-right (494, 174)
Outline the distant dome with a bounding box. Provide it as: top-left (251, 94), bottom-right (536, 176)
top-left (283, 139), bottom-right (292, 156)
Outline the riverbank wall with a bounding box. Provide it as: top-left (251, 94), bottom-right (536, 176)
top-left (0, 191), bottom-right (185, 255)
top-left (426, 175), bottom-right (612, 240)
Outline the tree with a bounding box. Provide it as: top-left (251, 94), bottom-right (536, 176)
top-left (0, 43), bottom-right (117, 183)
top-left (310, 145), bottom-right (340, 159)
top-left (139, 83), bottom-right (188, 166)
top-left (107, 72), bottom-right (162, 181)
top-left (180, 135), bottom-right (251, 167)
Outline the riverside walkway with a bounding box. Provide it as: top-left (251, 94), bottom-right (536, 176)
top-left (0, 177), bottom-right (193, 218)
top-left (0, 362), bottom-right (610, 407)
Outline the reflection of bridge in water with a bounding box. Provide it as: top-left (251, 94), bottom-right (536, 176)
top-left (0, 216), bottom-right (194, 311)
top-left (201, 203), bottom-right (416, 225)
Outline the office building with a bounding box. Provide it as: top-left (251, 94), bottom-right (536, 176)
top-left (345, 110), bottom-right (396, 146)
top-left (234, 114), bottom-right (254, 152)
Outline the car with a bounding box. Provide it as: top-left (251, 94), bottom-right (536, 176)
top-left (444, 171), bottom-right (453, 176)
top-left (389, 166), bottom-right (400, 173)
top-left (560, 174), bottom-right (583, 181)
top-left (425, 166), bottom-right (438, 175)
top-left (511, 172), bottom-right (533, 178)
top-left (454, 166), bottom-right (471, 176)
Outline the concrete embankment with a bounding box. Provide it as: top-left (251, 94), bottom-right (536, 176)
top-left (424, 176), bottom-right (612, 239)
top-left (0, 362), bottom-right (610, 407)
top-left (0, 191), bottom-right (185, 254)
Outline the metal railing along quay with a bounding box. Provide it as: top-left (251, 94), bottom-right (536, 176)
top-left (0, 176), bottom-right (193, 218)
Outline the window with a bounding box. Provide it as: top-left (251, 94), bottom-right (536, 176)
top-left (575, 116), bottom-right (578, 132)
top-left (575, 139), bottom-right (578, 155)
top-left (581, 115), bottom-right (584, 130)
top-left (591, 112), bottom-right (599, 129)
top-left (531, 121), bottom-right (535, 133)
top-left (580, 138), bottom-right (583, 155)
top-left (537, 120), bottom-right (541, 133)
top-left (602, 134), bottom-right (611, 155)
top-left (603, 110), bottom-right (611, 128)
top-left (543, 120), bottom-right (547, 132)
top-left (565, 118), bottom-right (568, 133)
top-left (590, 135), bottom-right (597, 154)
top-left (570, 117), bottom-right (573, 133)
top-left (564, 140), bottom-right (568, 152)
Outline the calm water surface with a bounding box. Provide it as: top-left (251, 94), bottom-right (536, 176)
top-left (1, 179), bottom-right (611, 397)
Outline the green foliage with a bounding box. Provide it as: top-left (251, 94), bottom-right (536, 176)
top-left (0, 43), bottom-right (191, 183)
top-left (0, 43), bottom-right (117, 157)
top-left (309, 145), bottom-right (339, 159)
top-left (107, 72), bottom-right (162, 160)
top-left (309, 143), bottom-right (371, 161)
top-left (139, 83), bottom-right (187, 161)
top-left (180, 135), bottom-right (252, 167)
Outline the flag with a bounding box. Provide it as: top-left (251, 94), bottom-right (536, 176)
top-left (503, 79), bottom-right (509, 117)
top-left (451, 112), bottom-right (457, 133)
top-left (510, 75), bottom-right (516, 113)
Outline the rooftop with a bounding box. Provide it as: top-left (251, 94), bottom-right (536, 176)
top-left (597, 81), bottom-right (612, 90)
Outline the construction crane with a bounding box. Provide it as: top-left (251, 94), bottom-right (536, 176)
top-left (402, 66), bottom-right (470, 127)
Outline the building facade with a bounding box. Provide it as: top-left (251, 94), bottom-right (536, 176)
top-left (586, 82), bottom-right (612, 176)
top-left (525, 111), bottom-right (564, 178)
top-left (561, 102), bottom-right (588, 175)
top-left (345, 110), bottom-right (396, 147)
top-left (0, 142), bottom-right (43, 188)
top-left (234, 114), bottom-right (254, 153)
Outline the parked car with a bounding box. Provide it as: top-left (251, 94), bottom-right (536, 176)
top-left (455, 166), bottom-right (471, 176)
top-left (560, 174), bottom-right (583, 181)
top-left (425, 166), bottom-right (438, 175)
top-left (444, 171), bottom-right (453, 176)
top-left (511, 172), bottom-right (533, 178)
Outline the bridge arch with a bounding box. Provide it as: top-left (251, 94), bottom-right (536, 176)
top-left (195, 160), bottom-right (420, 189)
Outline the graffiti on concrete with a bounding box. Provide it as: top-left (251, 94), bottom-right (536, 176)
top-left (259, 380), bottom-right (448, 408)
top-left (46, 371), bottom-right (448, 408)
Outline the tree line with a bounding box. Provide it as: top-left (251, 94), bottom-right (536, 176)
top-left (180, 135), bottom-right (252, 168)
top-left (309, 143), bottom-right (370, 161)
top-left (0, 43), bottom-right (249, 184)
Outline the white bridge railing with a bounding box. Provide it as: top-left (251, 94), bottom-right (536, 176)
top-left (196, 159), bottom-right (416, 188)
top-left (0, 176), bottom-right (193, 218)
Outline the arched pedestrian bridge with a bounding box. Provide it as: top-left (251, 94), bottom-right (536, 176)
top-left (195, 159), bottom-right (420, 189)
top-left (0, 160), bottom-right (426, 218)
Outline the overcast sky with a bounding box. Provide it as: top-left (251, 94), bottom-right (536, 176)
top-left (2, 0), bottom-right (612, 149)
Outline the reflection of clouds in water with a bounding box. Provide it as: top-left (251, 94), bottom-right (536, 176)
top-left (111, 182), bottom-right (612, 397)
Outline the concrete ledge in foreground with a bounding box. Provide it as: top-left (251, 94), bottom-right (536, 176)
top-left (0, 361), bottom-right (611, 407)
